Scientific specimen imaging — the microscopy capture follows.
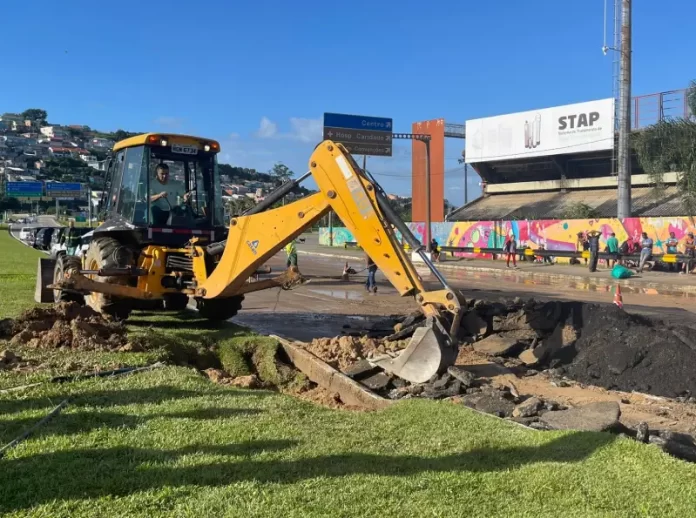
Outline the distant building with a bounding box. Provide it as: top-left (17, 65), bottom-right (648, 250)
top-left (4, 136), bottom-right (37, 147)
top-left (0, 113), bottom-right (22, 123)
top-left (40, 126), bottom-right (69, 139)
top-left (87, 159), bottom-right (106, 172)
top-left (48, 147), bottom-right (75, 158)
top-left (87, 137), bottom-right (114, 149)
top-left (229, 184), bottom-right (248, 195)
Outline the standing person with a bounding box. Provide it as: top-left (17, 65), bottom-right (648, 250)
top-left (285, 239), bottom-right (298, 269)
top-left (504, 235), bottom-right (518, 269)
top-left (365, 253), bottom-right (378, 293)
top-left (665, 231), bottom-right (679, 272)
top-left (60, 220), bottom-right (80, 256)
top-left (638, 232), bottom-right (654, 273)
top-left (606, 232), bottom-right (619, 268)
top-left (587, 230), bottom-right (601, 272)
top-left (682, 232), bottom-right (696, 274)
top-left (430, 238), bottom-right (441, 262)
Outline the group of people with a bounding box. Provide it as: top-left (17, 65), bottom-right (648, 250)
top-left (577, 230), bottom-right (696, 274)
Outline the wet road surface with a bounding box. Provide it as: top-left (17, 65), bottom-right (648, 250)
top-left (235, 253), bottom-right (696, 342)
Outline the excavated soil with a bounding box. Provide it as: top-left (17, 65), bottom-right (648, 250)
top-left (558, 303), bottom-right (696, 398)
top-left (0, 302), bottom-right (136, 352)
top-left (304, 335), bottom-right (410, 371)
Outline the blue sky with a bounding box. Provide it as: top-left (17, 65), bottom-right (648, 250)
top-left (2, 0), bottom-right (694, 206)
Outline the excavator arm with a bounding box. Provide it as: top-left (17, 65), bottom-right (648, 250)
top-left (198, 140), bottom-right (463, 382)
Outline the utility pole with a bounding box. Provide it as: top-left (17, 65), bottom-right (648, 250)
top-left (424, 139), bottom-right (431, 252)
top-left (616, 0), bottom-right (632, 218)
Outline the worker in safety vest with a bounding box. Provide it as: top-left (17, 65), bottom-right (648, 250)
top-left (285, 239), bottom-right (298, 268)
top-left (60, 220), bottom-right (81, 256)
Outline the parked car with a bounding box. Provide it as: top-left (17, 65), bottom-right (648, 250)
top-left (34, 227), bottom-right (56, 251)
top-left (49, 227), bottom-right (91, 259)
top-left (19, 227), bottom-right (32, 241)
top-left (27, 228), bottom-right (42, 248)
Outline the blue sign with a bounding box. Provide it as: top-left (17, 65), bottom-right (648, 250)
top-left (6, 182), bottom-right (43, 198)
top-left (323, 113), bottom-right (392, 132)
top-left (46, 182), bottom-right (82, 198)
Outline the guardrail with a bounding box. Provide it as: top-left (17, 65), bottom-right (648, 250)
top-left (439, 246), bottom-right (688, 264)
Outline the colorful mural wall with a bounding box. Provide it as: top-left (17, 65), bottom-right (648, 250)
top-left (320, 217), bottom-right (696, 257)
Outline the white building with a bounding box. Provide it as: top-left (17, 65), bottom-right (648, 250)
top-left (40, 126), bottom-right (69, 139)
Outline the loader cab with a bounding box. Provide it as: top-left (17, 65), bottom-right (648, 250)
top-left (98, 133), bottom-right (227, 246)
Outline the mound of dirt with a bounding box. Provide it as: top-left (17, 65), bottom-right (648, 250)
top-left (304, 335), bottom-right (409, 371)
top-left (1, 302), bottom-right (136, 352)
top-left (559, 303), bottom-right (696, 398)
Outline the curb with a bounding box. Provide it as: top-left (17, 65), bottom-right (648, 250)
top-left (298, 249), bottom-right (696, 295)
top-left (271, 334), bottom-right (391, 410)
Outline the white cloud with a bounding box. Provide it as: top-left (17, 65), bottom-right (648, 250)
top-left (154, 116), bottom-right (184, 129)
top-left (288, 117), bottom-right (322, 143)
top-left (254, 116), bottom-right (322, 144)
top-left (255, 116), bottom-right (278, 138)
top-left (228, 132), bottom-right (240, 139)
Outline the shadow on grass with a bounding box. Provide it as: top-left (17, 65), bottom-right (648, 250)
top-left (0, 407), bottom-right (264, 443)
top-left (0, 432), bottom-right (614, 513)
top-left (0, 384), bottom-right (270, 416)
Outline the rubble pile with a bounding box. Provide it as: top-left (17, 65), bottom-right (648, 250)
top-left (0, 302), bottom-right (138, 352)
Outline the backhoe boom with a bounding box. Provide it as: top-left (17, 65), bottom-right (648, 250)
top-left (197, 140), bottom-right (463, 382)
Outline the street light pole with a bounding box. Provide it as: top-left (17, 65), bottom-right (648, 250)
top-left (616, 0), bottom-right (632, 218)
top-left (424, 139), bottom-right (431, 253)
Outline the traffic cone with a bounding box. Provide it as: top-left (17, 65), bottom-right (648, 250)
top-left (613, 285), bottom-right (624, 309)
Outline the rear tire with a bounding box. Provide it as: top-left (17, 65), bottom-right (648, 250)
top-left (195, 296), bottom-right (244, 321)
top-left (84, 237), bottom-right (133, 320)
top-left (163, 293), bottom-right (190, 311)
top-left (53, 255), bottom-right (84, 303)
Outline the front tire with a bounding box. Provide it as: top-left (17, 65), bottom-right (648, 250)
top-left (53, 255), bottom-right (84, 303)
top-left (195, 296), bottom-right (244, 321)
top-left (84, 237), bottom-right (132, 320)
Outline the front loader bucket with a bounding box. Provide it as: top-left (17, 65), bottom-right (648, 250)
top-left (371, 322), bottom-right (458, 384)
top-left (35, 258), bottom-right (56, 303)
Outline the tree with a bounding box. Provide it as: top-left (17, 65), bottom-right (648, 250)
top-left (0, 196), bottom-right (21, 212)
top-left (21, 108), bottom-right (47, 123)
top-left (67, 127), bottom-right (85, 140)
top-left (633, 120), bottom-right (696, 215)
top-left (560, 202), bottom-right (600, 220)
top-left (113, 129), bottom-right (138, 142)
top-left (631, 78), bottom-right (696, 215)
top-left (270, 162), bottom-right (293, 183)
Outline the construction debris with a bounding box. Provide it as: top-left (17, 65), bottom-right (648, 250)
top-left (0, 302), bottom-right (134, 352)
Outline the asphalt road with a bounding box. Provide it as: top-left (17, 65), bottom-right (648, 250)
top-left (235, 251), bottom-right (696, 342)
top-left (8, 215), bottom-right (61, 240)
top-left (8, 226), bottom-right (695, 341)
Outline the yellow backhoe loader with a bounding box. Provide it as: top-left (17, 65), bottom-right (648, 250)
top-left (38, 134), bottom-right (463, 383)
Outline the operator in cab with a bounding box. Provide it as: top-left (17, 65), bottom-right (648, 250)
top-left (150, 163), bottom-right (190, 225)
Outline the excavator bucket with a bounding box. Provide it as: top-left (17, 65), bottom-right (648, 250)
top-left (370, 318), bottom-right (458, 384)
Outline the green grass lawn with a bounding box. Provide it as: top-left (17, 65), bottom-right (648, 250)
top-left (3, 231), bottom-right (696, 517)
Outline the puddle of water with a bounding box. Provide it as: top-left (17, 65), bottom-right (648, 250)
top-left (235, 312), bottom-right (381, 342)
top-left (422, 268), bottom-right (696, 299)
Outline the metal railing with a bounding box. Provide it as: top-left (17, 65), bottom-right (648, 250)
top-left (440, 246), bottom-right (688, 264)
